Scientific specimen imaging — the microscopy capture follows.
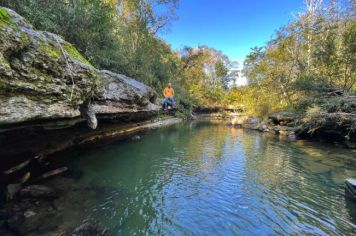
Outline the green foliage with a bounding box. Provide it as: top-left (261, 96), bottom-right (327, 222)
top-left (226, 86), bottom-right (286, 118)
top-left (178, 46), bottom-right (231, 107)
top-left (0, 0), bottom-right (182, 89)
top-left (174, 111), bottom-right (186, 119)
top-left (0, 0), bottom-right (235, 114)
top-left (0, 0), bottom-right (119, 68)
top-left (242, 0), bottom-right (356, 116)
top-left (215, 60), bottom-right (229, 88)
top-left (4, 0), bottom-right (353, 121)
top-left (215, 60), bottom-right (228, 78)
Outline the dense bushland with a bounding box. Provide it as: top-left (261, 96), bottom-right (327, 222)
top-left (239, 0), bottom-right (355, 117)
top-left (0, 0), bottom-right (354, 122)
top-left (0, 0), bottom-right (231, 115)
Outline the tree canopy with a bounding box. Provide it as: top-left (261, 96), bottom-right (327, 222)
top-left (1, 0), bottom-right (354, 117)
top-left (238, 0), bottom-right (356, 116)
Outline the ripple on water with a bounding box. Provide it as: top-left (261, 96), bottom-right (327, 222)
top-left (40, 123), bottom-right (356, 236)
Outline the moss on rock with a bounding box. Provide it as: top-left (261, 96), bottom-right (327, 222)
top-left (0, 6), bottom-right (105, 125)
top-left (19, 32), bottom-right (31, 45)
top-left (0, 7), bottom-right (159, 129)
top-left (38, 41), bottom-right (61, 59)
top-left (0, 7), bottom-right (17, 28)
top-left (63, 43), bottom-right (91, 65)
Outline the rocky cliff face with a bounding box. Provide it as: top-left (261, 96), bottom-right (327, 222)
top-left (0, 7), bottom-right (101, 125)
top-left (0, 7), bottom-right (159, 130)
top-left (0, 6), bottom-right (164, 192)
top-left (89, 70), bottom-right (159, 127)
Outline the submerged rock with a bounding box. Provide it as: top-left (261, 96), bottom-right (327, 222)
top-left (288, 132), bottom-right (297, 141)
top-left (247, 117), bottom-right (262, 125)
top-left (39, 167), bottom-right (68, 180)
top-left (258, 124), bottom-right (269, 132)
top-left (6, 183), bottom-right (22, 201)
top-left (229, 115), bottom-right (249, 126)
top-left (20, 185), bottom-right (56, 198)
top-left (131, 135), bottom-right (141, 141)
top-left (6, 172), bottom-right (31, 200)
top-left (346, 141), bottom-right (356, 149)
top-left (70, 222), bottom-right (111, 236)
top-left (6, 206), bottom-right (55, 235)
top-left (242, 117), bottom-right (262, 130)
top-left (1, 195), bottom-right (57, 235)
top-left (23, 210), bottom-right (36, 218)
top-left (3, 159), bottom-right (31, 175)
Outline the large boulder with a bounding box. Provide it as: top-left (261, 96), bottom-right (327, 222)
top-left (90, 70), bottom-right (160, 122)
top-left (0, 7), bottom-right (159, 130)
top-left (0, 7), bottom-right (102, 125)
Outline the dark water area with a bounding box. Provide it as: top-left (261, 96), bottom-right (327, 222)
top-left (38, 122), bottom-right (356, 235)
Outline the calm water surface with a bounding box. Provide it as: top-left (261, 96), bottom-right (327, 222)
top-left (49, 122), bottom-right (356, 235)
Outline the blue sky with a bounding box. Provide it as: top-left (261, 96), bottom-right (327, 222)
top-left (159, 0), bottom-right (306, 63)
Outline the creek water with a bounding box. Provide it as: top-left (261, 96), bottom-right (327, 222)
top-left (44, 122), bottom-right (356, 235)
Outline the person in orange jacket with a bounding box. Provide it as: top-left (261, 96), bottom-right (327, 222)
top-left (163, 82), bottom-right (175, 111)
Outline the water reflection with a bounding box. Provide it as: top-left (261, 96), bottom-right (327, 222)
top-left (42, 122), bottom-right (356, 235)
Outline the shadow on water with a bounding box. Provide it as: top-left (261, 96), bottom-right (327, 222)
top-left (28, 122), bottom-right (356, 235)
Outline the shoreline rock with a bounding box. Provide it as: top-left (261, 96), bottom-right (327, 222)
top-left (0, 6), bottom-right (168, 185)
top-left (0, 7), bottom-right (160, 133)
top-left (219, 109), bottom-right (355, 148)
top-left (0, 7), bottom-right (101, 126)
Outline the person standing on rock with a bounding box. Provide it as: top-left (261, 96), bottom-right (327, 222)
top-left (163, 83), bottom-right (175, 111)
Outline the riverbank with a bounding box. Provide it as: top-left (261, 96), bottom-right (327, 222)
top-left (193, 105), bottom-right (356, 149)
